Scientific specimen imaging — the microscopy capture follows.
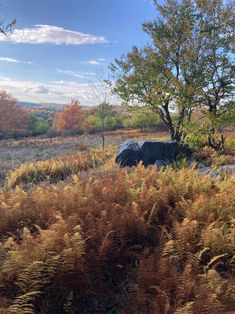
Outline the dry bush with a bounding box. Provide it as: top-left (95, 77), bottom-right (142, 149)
top-left (211, 154), bottom-right (235, 168)
top-left (0, 164), bottom-right (234, 313)
top-left (224, 136), bottom-right (235, 155)
top-left (194, 137), bottom-right (235, 167)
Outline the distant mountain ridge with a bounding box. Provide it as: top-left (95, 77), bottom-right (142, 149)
top-left (17, 101), bottom-right (93, 111)
top-left (18, 101), bottom-right (65, 111)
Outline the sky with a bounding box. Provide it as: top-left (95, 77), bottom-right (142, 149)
top-left (0, 0), bottom-right (157, 106)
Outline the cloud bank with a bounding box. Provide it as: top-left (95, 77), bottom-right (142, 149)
top-left (0, 76), bottom-right (116, 106)
top-left (0, 25), bottom-right (108, 45)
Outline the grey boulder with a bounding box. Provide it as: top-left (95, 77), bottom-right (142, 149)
top-left (115, 140), bottom-right (191, 167)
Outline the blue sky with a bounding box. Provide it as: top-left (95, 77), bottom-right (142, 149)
top-left (0, 0), bottom-right (156, 105)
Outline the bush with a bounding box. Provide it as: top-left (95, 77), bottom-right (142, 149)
top-left (183, 125), bottom-right (208, 151)
top-left (123, 111), bottom-right (165, 132)
top-left (29, 118), bottom-right (50, 136)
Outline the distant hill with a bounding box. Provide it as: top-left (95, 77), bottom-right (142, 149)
top-left (18, 101), bottom-right (93, 111)
top-left (18, 101), bottom-right (65, 111)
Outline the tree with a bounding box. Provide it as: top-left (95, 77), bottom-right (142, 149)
top-left (110, 0), bottom-right (204, 142)
top-left (54, 99), bottom-right (85, 134)
top-left (123, 109), bottom-right (162, 132)
top-left (28, 116), bottom-right (50, 136)
top-left (196, 0), bottom-right (235, 149)
top-left (110, 0), bottom-right (234, 144)
top-left (93, 102), bottom-right (115, 149)
top-left (28, 110), bottom-right (53, 136)
top-left (0, 91), bottom-right (29, 139)
top-left (0, 15), bottom-right (16, 36)
top-left (88, 68), bottom-right (116, 148)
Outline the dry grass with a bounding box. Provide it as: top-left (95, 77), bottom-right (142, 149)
top-left (6, 147), bottom-right (115, 187)
top-left (0, 131), bottom-right (167, 186)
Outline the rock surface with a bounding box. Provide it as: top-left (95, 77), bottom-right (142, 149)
top-left (198, 164), bottom-right (235, 179)
top-left (115, 140), bottom-right (190, 167)
top-left (154, 160), bottom-right (169, 168)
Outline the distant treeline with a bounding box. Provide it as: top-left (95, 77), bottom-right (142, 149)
top-left (0, 91), bottom-right (167, 140)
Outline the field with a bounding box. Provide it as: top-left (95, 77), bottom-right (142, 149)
top-left (0, 131), bottom-right (171, 186)
top-left (0, 131), bottom-right (235, 313)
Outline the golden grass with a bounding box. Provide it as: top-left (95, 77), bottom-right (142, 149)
top-left (6, 147), bottom-right (115, 187)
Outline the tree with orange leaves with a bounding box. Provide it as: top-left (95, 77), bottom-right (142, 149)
top-left (0, 91), bottom-right (29, 139)
top-left (54, 99), bottom-right (85, 134)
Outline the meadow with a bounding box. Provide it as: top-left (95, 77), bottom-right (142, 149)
top-left (0, 132), bottom-right (155, 186)
top-left (0, 0), bottom-right (234, 311)
top-left (0, 130), bottom-right (234, 313)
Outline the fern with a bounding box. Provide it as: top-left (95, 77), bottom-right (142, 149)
top-left (0, 162), bottom-right (235, 312)
top-left (8, 291), bottom-right (41, 314)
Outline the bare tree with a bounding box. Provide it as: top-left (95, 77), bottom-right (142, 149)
top-left (0, 18), bottom-right (16, 35)
top-left (0, 5), bottom-right (16, 36)
top-left (88, 68), bottom-right (114, 149)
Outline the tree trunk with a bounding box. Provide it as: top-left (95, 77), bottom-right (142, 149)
top-left (208, 132), bottom-right (224, 151)
top-left (207, 113), bottom-right (225, 150)
top-left (101, 124), bottom-right (105, 150)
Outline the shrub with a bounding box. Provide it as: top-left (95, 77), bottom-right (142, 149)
top-left (183, 125), bottom-right (208, 151)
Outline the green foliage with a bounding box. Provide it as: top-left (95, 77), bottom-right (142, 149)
top-left (197, 0), bottom-right (235, 135)
top-left (110, 0), bottom-right (235, 143)
top-left (123, 110), bottom-right (161, 132)
top-left (87, 103), bottom-right (119, 149)
top-left (29, 117), bottom-right (50, 136)
top-left (183, 124), bottom-right (208, 151)
top-left (110, 0), bottom-right (205, 141)
top-left (87, 113), bottom-right (117, 130)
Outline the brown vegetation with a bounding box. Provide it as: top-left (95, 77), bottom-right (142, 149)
top-left (0, 143), bottom-right (234, 313)
top-left (6, 147), bottom-right (115, 187)
top-left (0, 91), bottom-right (29, 139)
top-left (54, 100), bottom-right (85, 133)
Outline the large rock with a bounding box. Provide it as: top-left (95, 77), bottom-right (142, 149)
top-left (115, 140), bottom-right (190, 167)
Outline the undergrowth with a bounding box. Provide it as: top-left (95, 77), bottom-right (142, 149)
top-left (0, 164), bottom-right (234, 313)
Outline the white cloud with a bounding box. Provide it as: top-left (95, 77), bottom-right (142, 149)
top-left (0, 57), bottom-right (33, 64)
top-left (0, 57), bottom-right (19, 63)
top-left (83, 58), bottom-right (106, 66)
top-left (86, 60), bottom-right (101, 65)
top-left (0, 76), bottom-right (117, 106)
top-left (0, 24), bottom-right (108, 45)
top-left (56, 69), bottom-right (96, 79)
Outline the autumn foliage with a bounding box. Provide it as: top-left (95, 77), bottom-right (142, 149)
top-left (54, 99), bottom-right (85, 133)
top-left (0, 146), bottom-right (235, 313)
top-left (0, 91), bottom-right (29, 138)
